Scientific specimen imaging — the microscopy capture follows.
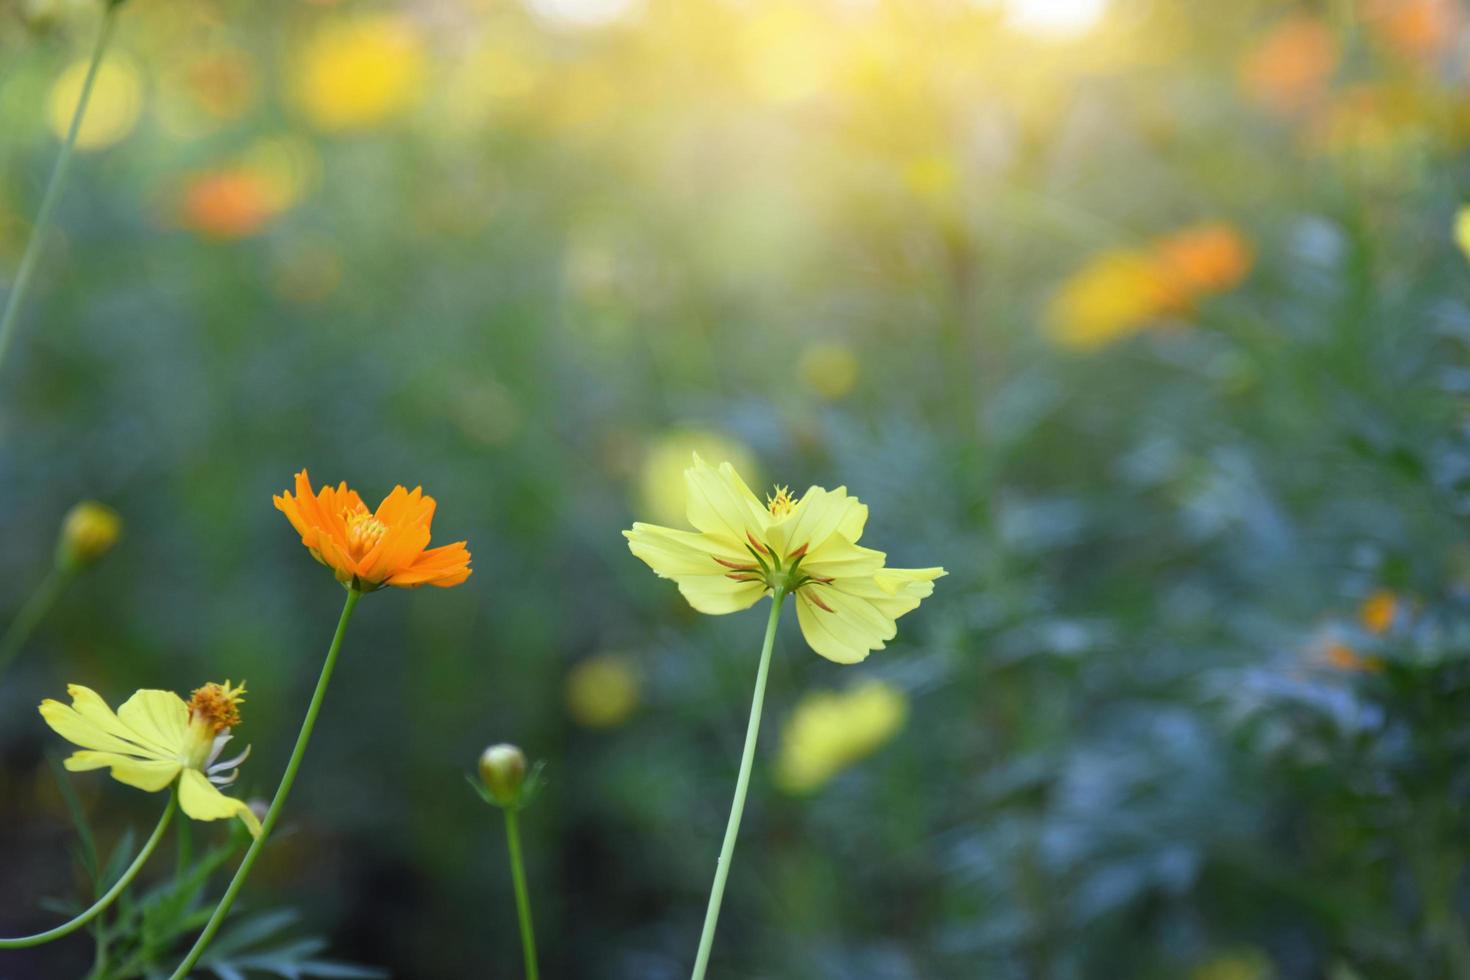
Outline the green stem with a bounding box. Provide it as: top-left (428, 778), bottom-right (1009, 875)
top-left (503, 808), bottom-right (539, 980)
top-left (0, 788), bottom-right (174, 948)
top-left (690, 589), bottom-right (785, 980)
top-left (0, 0), bottom-right (123, 378)
top-left (165, 588), bottom-right (362, 980)
top-left (0, 565), bottom-right (73, 684)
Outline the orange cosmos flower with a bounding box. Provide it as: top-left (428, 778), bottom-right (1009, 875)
top-left (274, 469), bottom-right (471, 591)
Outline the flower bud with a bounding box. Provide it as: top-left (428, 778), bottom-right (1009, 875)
top-left (478, 743), bottom-right (527, 807)
top-left (56, 501), bottom-right (121, 570)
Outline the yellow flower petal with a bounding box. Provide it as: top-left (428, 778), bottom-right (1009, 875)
top-left (776, 681), bottom-right (908, 793)
top-left (677, 574), bottom-right (767, 615)
top-left (625, 522), bottom-right (751, 576)
top-left (178, 769), bottom-right (262, 839)
top-left (116, 689), bottom-right (191, 755)
top-left (63, 751), bottom-right (181, 792)
top-left (63, 684), bottom-right (164, 752)
top-left (796, 586), bottom-right (898, 664)
top-left (799, 535), bottom-right (887, 581)
top-left (39, 697), bottom-right (151, 757)
top-left (683, 454), bottom-right (767, 544)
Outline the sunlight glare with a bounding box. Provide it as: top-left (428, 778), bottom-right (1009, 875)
top-left (1004, 0), bottom-right (1108, 37)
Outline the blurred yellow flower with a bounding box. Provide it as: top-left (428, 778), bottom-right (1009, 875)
top-left (1359, 590), bottom-right (1400, 634)
top-left (798, 341), bottom-right (860, 401)
top-left (1454, 206), bottom-right (1470, 263)
top-left (1046, 249), bottom-right (1170, 349)
top-left (1238, 15), bottom-right (1338, 115)
top-left (292, 16), bottom-right (426, 131)
top-left (1048, 224), bottom-right (1253, 350)
top-left (776, 681), bottom-right (907, 793)
top-left (638, 430), bottom-right (757, 527)
top-left (57, 500), bottom-right (121, 569)
top-left (1190, 946), bottom-right (1275, 980)
top-left (48, 53), bottom-right (145, 151)
top-left (625, 455), bottom-right (945, 663)
top-left (565, 653), bottom-right (640, 728)
top-left (40, 682), bottom-right (262, 837)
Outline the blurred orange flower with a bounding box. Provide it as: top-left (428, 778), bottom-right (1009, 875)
top-left (1323, 640), bottom-right (1384, 673)
top-left (1239, 15), bottom-right (1339, 115)
top-left (1047, 223), bottom-right (1253, 349)
top-left (1359, 590), bottom-right (1400, 634)
top-left (179, 169), bottom-right (277, 239)
top-left (1154, 224), bottom-right (1254, 304)
top-left (274, 470), bottom-right (471, 591)
top-left (1366, 0), bottom-right (1460, 60)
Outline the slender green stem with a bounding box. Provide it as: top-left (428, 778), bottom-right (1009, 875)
top-left (0, 0), bottom-right (123, 378)
top-left (165, 588), bottom-right (362, 980)
top-left (503, 809), bottom-right (539, 980)
top-left (0, 565), bottom-right (73, 684)
top-left (0, 788), bottom-right (175, 948)
top-left (690, 589), bottom-right (785, 980)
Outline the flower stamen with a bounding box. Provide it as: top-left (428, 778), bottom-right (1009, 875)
top-left (344, 510), bottom-right (388, 557)
top-left (188, 680), bottom-right (246, 734)
top-left (766, 485), bottom-right (797, 519)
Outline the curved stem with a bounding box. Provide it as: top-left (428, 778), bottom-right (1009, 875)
top-left (690, 589), bottom-right (785, 980)
top-left (165, 588), bottom-right (362, 980)
top-left (503, 808), bottom-right (539, 980)
top-left (0, 787), bottom-right (175, 949)
top-left (0, 565), bottom-right (72, 684)
top-left (0, 0), bottom-right (122, 378)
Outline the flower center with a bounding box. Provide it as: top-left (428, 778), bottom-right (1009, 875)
top-left (344, 510), bottom-right (388, 557)
top-left (767, 485), bottom-right (797, 519)
top-left (189, 680), bottom-right (246, 734)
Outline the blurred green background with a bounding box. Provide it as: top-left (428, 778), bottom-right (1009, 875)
top-left (4, 0), bottom-right (1470, 976)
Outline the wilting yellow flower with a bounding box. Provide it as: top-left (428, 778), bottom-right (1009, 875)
top-left (274, 469), bottom-right (472, 591)
top-left (57, 500), bottom-right (121, 569)
top-left (47, 53), bottom-right (145, 151)
top-left (639, 431), bottom-right (758, 528)
top-left (1359, 590), bottom-right (1400, 634)
top-left (798, 341), bottom-right (860, 401)
top-left (565, 653), bottom-right (640, 728)
top-left (40, 682), bottom-right (262, 837)
top-left (1238, 15), bottom-right (1338, 115)
top-left (292, 16), bottom-right (426, 131)
top-left (625, 455), bottom-right (945, 664)
top-left (775, 681), bottom-right (907, 793)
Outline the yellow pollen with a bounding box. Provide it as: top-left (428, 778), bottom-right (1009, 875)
top-left (345, 510), bottom-right (387, 555)
top-left (189, 680), bottom-right (246, 733)
top-left (767, 485), bottom-right (797, 519)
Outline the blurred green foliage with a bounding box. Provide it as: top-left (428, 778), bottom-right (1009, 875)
top-left (4, 0), bottom-right (1470, 976)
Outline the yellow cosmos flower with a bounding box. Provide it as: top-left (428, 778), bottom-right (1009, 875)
top-left (776, 680), bottom-right (907, 793)
top-left (624, 454), bottom-right (945, 663)
top-left (40, 682), bottom-right (262, 838)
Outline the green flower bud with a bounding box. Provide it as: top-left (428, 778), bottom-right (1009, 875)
top-left (478, 743), bottom-right (527, 807)
top-left (57, 501), bottom-right (121, 570)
